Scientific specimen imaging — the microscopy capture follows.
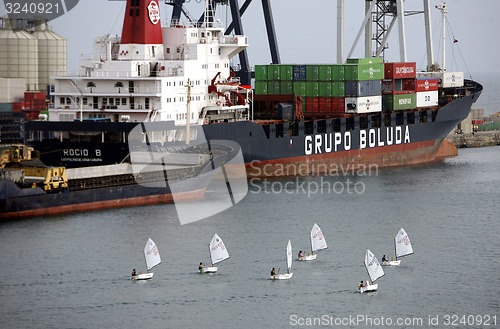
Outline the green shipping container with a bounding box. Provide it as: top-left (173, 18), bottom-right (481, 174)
top-left (318, 65), bottom-right (333, 81)
top-left (306, 65), bottom-right (320, 81)
top-left (332, 64), bottom-right (345, 80)
top-left (293, 81), bottom-right (307, 96)
top-left (255, 65), bottom-right (268, 81)
top-left (280, 81), bottom-right (294, 95)
top-left (344, 63), bottom-right (384, 80)
top-left (331, 81), bottom-right (345, 97)
top-left (279, 65), bottom-right (293, 81)
top-left (255, 81), bottom-right (268, 95)
top-left (306, 82), bottom-right (320, 97)
top-left (346, 57), bottom-right (383, 65)
top-left (383, 93), bottom-right (416, 111)
top-left (268, 81), bottom-right (281, 94)
top-left (267, 65), bottom-right (280, 80)
top-left (319, 82), bottom-right (333, 97)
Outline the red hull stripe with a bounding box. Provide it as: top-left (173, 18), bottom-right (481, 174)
top-left (1, 189), bottom-right (205, 220)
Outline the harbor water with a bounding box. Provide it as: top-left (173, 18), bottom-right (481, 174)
top-left (0, 146), bottom-right (499, 328)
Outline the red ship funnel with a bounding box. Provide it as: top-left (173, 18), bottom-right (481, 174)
top-left (121, 0), bottom-right (163, 45)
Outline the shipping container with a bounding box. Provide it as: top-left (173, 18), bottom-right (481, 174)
top-left (305, 97), bottom-right (319, 113)
top-left (345, 96), bottom-right (382, 114)
top-left (384, 62), bottom-right (416, 79)
top-left (332, 64), bottom-right (346, 80)
top-left (279, 65), bottom-right (293, 81)
top-left (306, 82), bottom-right (320, 97)
top-left (319, 82), bottom-right (333, 97)
top-left (415, 78), bottom-right (439, 92)
top-left (24, 91), bottom-right (47, 101)
top-left (318, 97), bottom-right (332, 112)
top-left (255, 65), bottom-right (268, 81)
top-left (280, 81), bottom-right (294, 95)
top-left (416, 91), bottom-right (438, 107)
top-left (382, 93), bottom-right (416, 111)
top-left (344, 63), bottom-right (384, 80)
top-left (381, 79), bottom-right (415, 94)
top-left (346, 57), bottom-right (383, 65)
top-left (293, 81), bottom-right (307, 96)
top-left (255, 81), bottom-right (268, 95)
top-left (331, 97), bottom-right (345, 113)
top-left (306, 65), bottom-right (320, 81)
top-left (268, 65), bottom-right (280, 81)
top-left (293, 65), bottom-right (306, 81)
top-left (268, 81), bottom-right (281, 95)
top-left (331, 81), bottom-right (345, 97)
top-left (416, 71), bottom-right (464, 88)
top-left (318, 65), bottom-right (333, 81)
top-left (345, 80), bottom-right (381, 97)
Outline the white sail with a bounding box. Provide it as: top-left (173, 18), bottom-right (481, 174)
top-left (310, 223), bottom-right (328, 253)
top-left (364, 249), bottom-right (384, 283)
top-left (144, 238), bottom-right (161, 271)
top-left (209, 233), bottom-right (230, 265)
top-left (286, 240), bottom-right (293, 272)
top-left (395, 228), bottom-right (414, 259)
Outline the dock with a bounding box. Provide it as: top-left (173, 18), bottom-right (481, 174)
top-left (446, 130), bottom-right (500, 148)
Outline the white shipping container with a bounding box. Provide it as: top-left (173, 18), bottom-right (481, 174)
top-left (442, 72), bottom-right (464, 88)
top-left (416, 91), bottom-right (438, 107)
top-left (416, 71), bottom-right (464, 88)
top-left (345, 95), bottom-right (382, 114)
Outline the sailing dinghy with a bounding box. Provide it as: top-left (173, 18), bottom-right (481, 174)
top-left (133, 238), bottom-right (161, 280)
top-left (201, 233), bottom-right (229, 274)
top-left (299, 223), bottom-right (328, 261)
top-left (271, 240), bottom-right (293, 280)
top-left (382, 227), bottom-right (414, 266)
top-left (359, 249), bottom-right (384, 293)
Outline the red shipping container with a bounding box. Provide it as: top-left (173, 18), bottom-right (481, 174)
top-left (318, 97), bottom-right (332, 112)
top-left (403, 78), bottom-right (415, 91)
top-left (415, 78), bottom-right (439, 92)
top-left (384, 62), bottom-right (416, 79)
top-left (331, 97), bottom-right (345, 113)
top-left (306, 97), bottom-right (319, 113)
top-left (12, 102), bottom-right (24, 112)
top-left (24, 91), bottom-right (47, 101)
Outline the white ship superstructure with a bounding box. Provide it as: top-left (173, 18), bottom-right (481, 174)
top-left (49, 0), bottom-right (251, 128)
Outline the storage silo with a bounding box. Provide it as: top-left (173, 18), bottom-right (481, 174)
top-left (0, 19), bottom-right (39, 91)
top-left (31, 20), bottom-right (67, 91)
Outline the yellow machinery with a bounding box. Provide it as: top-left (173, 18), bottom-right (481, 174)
top-left (0, 144), bottom-right (68, 191)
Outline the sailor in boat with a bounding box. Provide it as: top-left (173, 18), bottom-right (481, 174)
top-left (198, 262), bottom-right (204, 273)
top-left (271, 267), bottom-right (276, 278)
top-left (298, 250), bottom-right (304, 260)
top-left (359, 280), bottom-right (365, 289)
top-left (382, 255), bottom-right (387, 264)
top-left (131, 268), bottom-right (137, 280)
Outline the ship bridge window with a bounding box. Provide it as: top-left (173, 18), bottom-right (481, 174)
top-left (304, 121), bottom-right (313, 135)
top-left (317, 120), bottom-right (326, 134)
top-left (419, 110), bottom-right (428, 123)
top-left (359, 117), bottom-right (368, 130)
top-left (346, 117), bottom-right (355, 131)
top-left (83, 98), bottom-right (88, 105)
top-left (407, 112), bottom-right (415, 125)
top-left (333, 119), bottom-right (341, 132)
top-left (396, 112), bottom-right (404, 125)
top-left (371, 114), bottom-right (381, 128)
top-left (384, 113), bottom-right (392, 127)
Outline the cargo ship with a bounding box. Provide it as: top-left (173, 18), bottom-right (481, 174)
top-left (0, 142), bottom-right (236, 220)
top-left (23, 0), bottom-right (482, 180)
